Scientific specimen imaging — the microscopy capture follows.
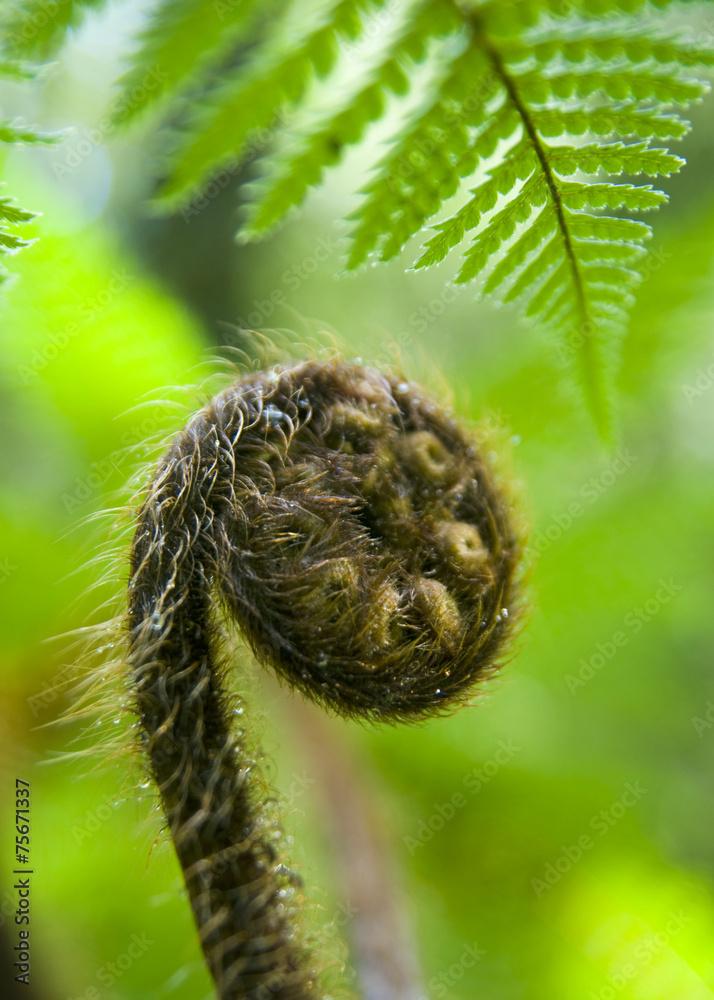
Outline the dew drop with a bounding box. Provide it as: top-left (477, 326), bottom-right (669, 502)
top-left (397, 382), bottom-right (409, 393)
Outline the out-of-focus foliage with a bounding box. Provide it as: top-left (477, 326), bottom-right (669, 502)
top-left (103, 0), bottom-right (714, 431)
top-left (2, 0), bottom-right (713, 429)
top-left (1, 2), bottom-right (714, 1000)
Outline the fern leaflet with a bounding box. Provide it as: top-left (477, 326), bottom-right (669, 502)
top-left (0, 61), bottom-right (58, 285)
top-left (28, 0), bottom-right (714, 431)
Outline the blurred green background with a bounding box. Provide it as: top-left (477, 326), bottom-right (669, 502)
top-left (2, 4), bottom-right (714, 999)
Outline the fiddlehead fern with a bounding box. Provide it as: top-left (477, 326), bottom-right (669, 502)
top-left (127, 357), bottom-right (521, 997)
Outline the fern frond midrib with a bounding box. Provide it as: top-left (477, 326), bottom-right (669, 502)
top-left (467, 9), bottom-right (603, 424)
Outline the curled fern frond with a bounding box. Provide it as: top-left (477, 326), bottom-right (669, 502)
top-left (110, 0), bottom-right (711, 433)
top-left (125, 357), bottom-right (521, 997)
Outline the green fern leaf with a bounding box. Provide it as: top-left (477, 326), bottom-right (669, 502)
top-left (99, 0), bottom-right (712, 433)
top-left (241, 4), bottom-right (451, 237)
top-left (110, 0), bottom-right (266, 125)
top-left (483, 205), bottom-right (558, 293)
top-left (501, 233), bottom-right (562, 302)
top-left (348, 87), bottom-right (518, 268)
top-left (516, 66), bottom-right (708, 104)
top-left (572, 237), bottom-right (647, 263)
top-left (0, 119), bottom-right (58, 145)
top-left (0, 192), bottom-right (37, 285)
top-left (546, 140), bottom-right (685, 176)
top-left (0, 114), bottom-right (57, 286)
top-left (413, 141), bottom-right (540, 270)
top-left (506, 32), bottom-right (714, 70)
top-left (525, 259), bottom-right (571, 318)
top-left (565, 212), bottom-right (651, 242)
top-left (531, 106), bottom-right (690, 140)
top-left (158, 0), bottom-right (373, 207)
top-left (455, 174), bottom-right (549, 285)
top-left (0, 59), bottom-right (35, 80)
top-left (557, 180), bottom-right (667, 211)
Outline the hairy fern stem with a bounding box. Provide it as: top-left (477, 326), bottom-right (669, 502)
top-left (128, 409), bottom-right (314, 998)
top-left (125, 358), bottom-right (521, 998)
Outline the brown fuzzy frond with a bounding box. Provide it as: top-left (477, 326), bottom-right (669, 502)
top-left (123, 356), bottom-right (523, 999)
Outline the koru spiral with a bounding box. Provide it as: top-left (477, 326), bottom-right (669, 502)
top-left (126, 357), bottom-right (521, 998)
